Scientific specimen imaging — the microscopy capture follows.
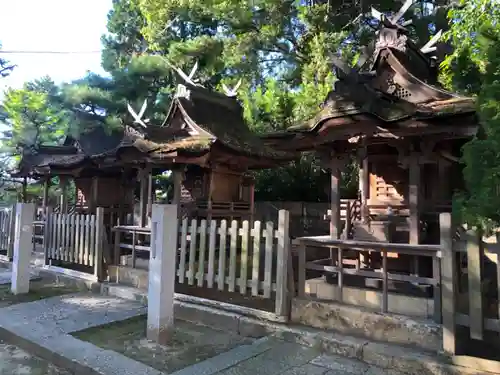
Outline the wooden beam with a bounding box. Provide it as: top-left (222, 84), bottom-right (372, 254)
top-left (330, 156), bottom-right (348, 239)
top-left (42, 177), bottom-right (49, 210)
top-left (408, 152), bottom-right (420, 245)
top-left (138, 168), bottom-right (149, 227)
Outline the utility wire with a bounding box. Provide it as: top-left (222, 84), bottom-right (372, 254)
top-left (0, 50), bottom-right (102, 54)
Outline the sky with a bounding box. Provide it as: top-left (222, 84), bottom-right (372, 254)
top-left (0, 0), bottom-right (112, 94)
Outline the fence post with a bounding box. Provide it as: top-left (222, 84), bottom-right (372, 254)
top-left (11, 203), bottom-right (35, 295)
top-left (44, 207), bottom-right (53, 266)
top-left (275, 209), bottom-right (290, 319)
top-left (147, 204), bottom-right (178, 344)
top-left (439, 212), bottom-right (457, 355)
top-left (94, 207), bottom-right (104, 281)
top-left (467, 230), bottom-right (484, 340)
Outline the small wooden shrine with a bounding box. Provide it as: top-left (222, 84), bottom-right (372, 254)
top-left (12, 68), bottom-right (293, 226)
top-left (261, 3), bottom-right (477, 273)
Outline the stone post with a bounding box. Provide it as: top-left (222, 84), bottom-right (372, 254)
top-left (147, 204), bottom-right (178, 344)
top-left (11, 203), bottom-right (35, 295)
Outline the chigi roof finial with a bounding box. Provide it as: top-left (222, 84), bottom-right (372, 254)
top-left (222, 79), bottom-right (242, 97)
top-left (127, 99), bottom-right (150, 128)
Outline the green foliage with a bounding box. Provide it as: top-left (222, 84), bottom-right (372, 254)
top-left (441, 0), bottom-right (500, 232)
top-left (2, 0), bottom-right (461, 203)
top-left (1, 77), bottom-right (70, 150)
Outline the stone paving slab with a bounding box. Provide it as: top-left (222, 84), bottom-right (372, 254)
top-left (0, 270), bottom-right (40, 285)
top-left (0, 293), bottom-right (146, 333)
top-left (0, 285), bottom-right (492, 375)
top-left (0, 340), bottom-right (71, 375)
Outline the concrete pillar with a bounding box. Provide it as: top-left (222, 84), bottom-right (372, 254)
top-left (147, 204), bottom-right (178, 344)
top-left (11, 203), bottom-right (35, 295)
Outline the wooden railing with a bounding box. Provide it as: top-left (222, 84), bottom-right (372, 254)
top-left (446, 224), bottom-right (500, 352)
top-left (44, 207), bottom-right (105, 280)
top-left (296, 235), bottom-right (442, 321)
top-left (194, 200), bottom-right (252, 219)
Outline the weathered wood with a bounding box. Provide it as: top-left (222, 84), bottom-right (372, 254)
top-left (178, 218), bottom-right (188, 283)
top-left (43, 207), bottom-right (53, 265)
top-left (217, 220), bottom-right (227, 291)
top-left (207, 220), bottom-right (217, 288)
top-left (84, 214), bottom-right (91, 266)
top-left (251, 221), bottom-right (261, 296)
top-left (188, 219), bottom-right (197, 285)
top-left (275, 210), bottom-right (290, 317)
top-left (75, 215), bottom-right (82, 265)
top-left (330, 158), bottom-right (342, 239)
top-left (338, 247), bottom-right (344, 302)
top-left (433, 255), bottom-right (442, 324)
top-left (440, 212), bottom-right (457, 355)
top-left (239, 220), bottom-right (249, 295)
top-left (297, 242), bottom-right (306, 298)
top-left (409, 152), bottom-right (420, 280)
top-left (263, 221), bottom-right (274, 298)
top-left (94, 207), bottom-right (104, 281)
top-left (89, 215), bottom-right (96, 268)
top-left (197, 220), bottom-right (207, 287)
top-left (382, 250), bottom-right (388, 313)
top-left (228, 220), bottom-right (238, 292)
top-left (467, 230), bottom-right (484, 340)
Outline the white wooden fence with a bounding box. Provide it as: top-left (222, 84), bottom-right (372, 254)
top-left (44, 207), bottom-right (104, 280)
top-left (176, 210), bottom-right (291, 317)
top-left (0, 206), bottom-right (15, 260)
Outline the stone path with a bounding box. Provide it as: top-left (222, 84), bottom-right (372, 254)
top-left (0, 341), bottom-right (71, 375)
top-left (0, 292), bottom-right (403, 375)
top-left (0, 266), bottom-right (40, 285)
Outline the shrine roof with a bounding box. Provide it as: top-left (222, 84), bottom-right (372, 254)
top-left (12, 81), bottom-right (293, 177)
top-left (279, 1), bottom-right (476, 135)
top-left (160, 82), bottom-right (292, 161)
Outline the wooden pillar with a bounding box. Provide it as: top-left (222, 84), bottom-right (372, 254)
top-left (438, 158), bottom-right (450, 202)
top-left (90, 176), bottom-right (99, 213)
top-left (138, 168), bottom-right (149, 227)
top-left (409, 152), bottom-right (420, 245)
top-left (359, 156), bottom-right (369, 223)
top-left (147, 170), bottom-right (154, 220)
top-left (330, 156), bottom-right (347, 239)
top-left (409, 152), bottom-right (421, 279)
top-left (249, 180), bottom-right (255, 223)
top-left (42, 177), bottom-right (49, 210)
top-left (59, 176), bottom-right (68, 213)
top-left (21, 177), bottom-right (27, 203)
top-left (207, 171), bottom-right (215, 221)
top-left (172, 169), bottom-right (183, 205)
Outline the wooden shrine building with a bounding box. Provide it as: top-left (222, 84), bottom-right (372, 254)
top-left (12, 73), bottom-right (293, 228)
top-left (262, 4), bottom-right (477, 273)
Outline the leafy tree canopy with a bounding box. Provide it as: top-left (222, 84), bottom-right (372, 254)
top-left (442, 0), bottom-right (500, 232)
top-left (1, 0), bottom-right (471, 202)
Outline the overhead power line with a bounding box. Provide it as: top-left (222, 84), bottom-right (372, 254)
top-left (0, 50), bottom-right (102, 55)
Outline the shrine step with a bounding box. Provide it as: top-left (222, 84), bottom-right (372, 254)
top-left (290, 296), bottom-right (441, 353)
top-left (272, 324), bottom-right (500, 375)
